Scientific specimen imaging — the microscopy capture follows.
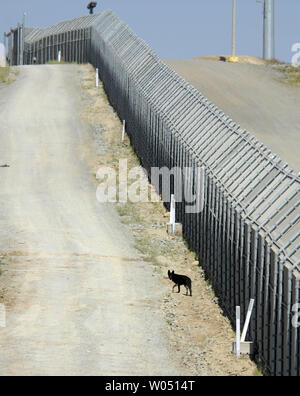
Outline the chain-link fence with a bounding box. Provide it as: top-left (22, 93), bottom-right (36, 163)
top-left (7, 10), bottom-right (300, 376)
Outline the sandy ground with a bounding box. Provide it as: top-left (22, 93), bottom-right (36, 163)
top-left (0, 65), bottom-right (183, 376)
top-left (79, 64), bottom-right (257, 377)
top-left (0, 64), bottom-right (258, 377)
top-left (164, 59), bottom-right (300, 173)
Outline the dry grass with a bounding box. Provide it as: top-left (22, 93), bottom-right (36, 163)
top-left (253, 367), bottom-right (264, 377)
top-left (46, 60), bottom-right (77, 65)
top-left (0, 67), bottom-right (18, 84)
top-left (265, 58), bottom-right (282, 66)
top-left (264, 58), bottom-right (300, 86)
top-left (0, 67), bottom-right (9, 83)
top-left (278, 65), bottom-right (300, 86)
top-left (0, 257), bottom-right (3, 277)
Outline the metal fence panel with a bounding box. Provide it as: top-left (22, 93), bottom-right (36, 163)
top-left (5, 9), bottom-right (300, 376)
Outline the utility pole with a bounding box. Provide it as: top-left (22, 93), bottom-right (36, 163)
top-left (229, 0), bottom-right (239, 62)
top-left (232, 0), bottom-right (237, 57)
top-left (258, 0), bottom-right (275, 60)
top-left (264, 0), bottom-right (275, 59)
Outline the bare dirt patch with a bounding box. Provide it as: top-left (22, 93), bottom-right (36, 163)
top-left (165, 58), bottom-right (300, 173)
top-left (79, 64), bottom-right (258, 376)
top-left (193, 55), bottom-right (300, 87)
top-left (0, 254), bottom-right (22, 309)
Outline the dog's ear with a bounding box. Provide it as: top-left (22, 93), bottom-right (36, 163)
top-left (172, 270), bottom-right (174, 275)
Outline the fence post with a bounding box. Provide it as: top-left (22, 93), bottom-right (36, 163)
top-left (122, 120), bottom-right (126, 141)
top-left (236, 306), bottom-right (241, 357)
top-left (170, 194), bottom-right (176, 235)
top-left (241, 299), bottom-right (255, 342)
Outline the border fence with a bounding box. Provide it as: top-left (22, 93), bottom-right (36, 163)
top-left (4, 24), bottom-right (24, 66)
top-left (5, 10), bottom-right (300, 376)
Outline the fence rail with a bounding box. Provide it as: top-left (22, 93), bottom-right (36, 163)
top-left (6, 10), bottom-right (300, 376)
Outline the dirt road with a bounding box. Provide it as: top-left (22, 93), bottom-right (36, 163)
top-left (0, 65), bottom-right (182, 376)
top-left (165, 59), bottom-right (300, 173)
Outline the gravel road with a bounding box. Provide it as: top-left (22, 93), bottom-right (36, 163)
top-left (0, 65), bottom-right (182, 376)
top-left (165, 59), bottom-right (300, 173)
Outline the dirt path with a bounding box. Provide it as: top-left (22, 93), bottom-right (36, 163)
top-left (0, 65), bottom-right (183, 376)
top-left (165, 59), bottom-right (300, 173)
top-left (79, 64), bottom-right (257, 377)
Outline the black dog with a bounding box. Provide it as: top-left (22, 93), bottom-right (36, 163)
top-left (168, 270), bottom-right (192, 296)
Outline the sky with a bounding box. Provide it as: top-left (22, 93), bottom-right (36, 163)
top-left (0, 0), bottom-right (299, 63)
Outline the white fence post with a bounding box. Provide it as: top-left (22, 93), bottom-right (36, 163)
top-left (58, 50), bottom-right (61, 63)
top-left (170, 194), bottom-right (176, 234)
top-left (122, 120), bottom-right (126, 141)
top-left (241, 299), bottom-right (255, 342)
top-left (96, 68), bottom-right (99, 87)
top-left (236, 306), bottom-right (241, 357)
